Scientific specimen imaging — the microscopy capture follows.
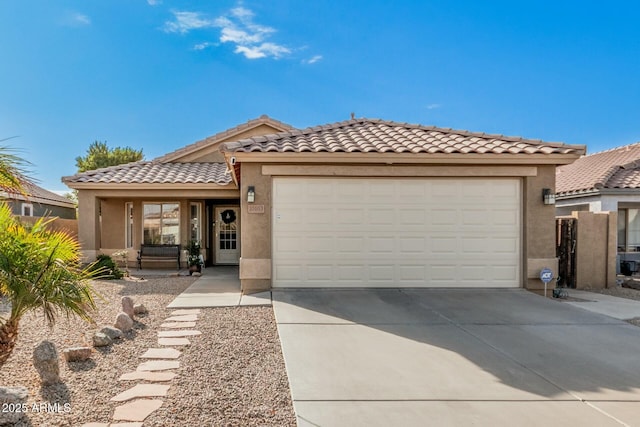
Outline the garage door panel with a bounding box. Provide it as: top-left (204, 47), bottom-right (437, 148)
top-left (273, 178), bottom-right (520, 288)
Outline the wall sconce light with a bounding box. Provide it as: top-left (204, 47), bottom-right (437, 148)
top-left (247, 186), bottom-right (255, 203)
top-left (542, 188), bottom-right (555, 205)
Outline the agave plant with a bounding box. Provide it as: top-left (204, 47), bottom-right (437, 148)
top-left (0, 202), bottom-right (99, 367)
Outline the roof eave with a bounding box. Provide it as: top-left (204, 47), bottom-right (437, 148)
top-left (223, 152), bottom-right (583, 165)
top-left (64, 182), bottom-right (237, 190)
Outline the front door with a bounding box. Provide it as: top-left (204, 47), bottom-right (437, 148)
top-left (215, 206), bottom-right (240, 264)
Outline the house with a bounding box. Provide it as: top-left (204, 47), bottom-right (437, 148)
top-left (63, 115), bottom-right (584, 292)
top-left (556, 142), bottom-right (640, 266)
top-left (1, 183), bottom-right (76, 219)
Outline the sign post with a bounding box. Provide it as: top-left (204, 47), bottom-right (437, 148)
top-left (540, 268), bottom-right (554, 298)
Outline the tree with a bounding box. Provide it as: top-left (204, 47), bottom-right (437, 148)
top-left (75, 141), bottom-right (144, 173)
top-left (0, 147), bottom-right (99, 367)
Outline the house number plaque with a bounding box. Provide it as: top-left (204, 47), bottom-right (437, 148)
top-left (248, 205), bottom-right (265, 214)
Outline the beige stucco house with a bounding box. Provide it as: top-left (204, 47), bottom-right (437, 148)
top-left (63, 115), bottom-right (584, 292)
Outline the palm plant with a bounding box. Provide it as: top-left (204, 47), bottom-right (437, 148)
top-left (0, 203), bottom-right (99, 366)
top-left (0, 145), bottom-right (99, 367)
top-left (0, 141), bottom-right (32, 195)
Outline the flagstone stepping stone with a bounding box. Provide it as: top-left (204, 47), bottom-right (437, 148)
top-left (160, 321), bottom-right (197, 329)
top-left (112, 399), bottom-right (163, 422)
top-left (136, 360), bottom-right (180, 372)
top-left (119, 371), bottom-right (177, 382)
top-left (81, 423), bottom-right (108, 427)
top-left (140, 348), bottom-right (181, 359)
top-left (170, 309), bottom-right (201, 315)
top-left (111, 423), bottom-right (143, 427)
top-left (158, 330), bottom-right (201, 338)
top-left (111, 384), bottom-right (170, 402)
top-left (164, 314), bottom-right (198, 322)
top-left (158, 337), bottom-right (190, 346)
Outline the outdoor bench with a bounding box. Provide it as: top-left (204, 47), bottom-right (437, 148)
top-left (137, 244), bottom-right (181, 270)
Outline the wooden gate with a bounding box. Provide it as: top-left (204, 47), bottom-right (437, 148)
top-left (556, 218), bottom-right (577, 288)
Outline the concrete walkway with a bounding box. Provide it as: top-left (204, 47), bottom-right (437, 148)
top-left (561, 289), bottom-right (640, 320)
top-left (274, 288), bottom-right (640, 426)
top-left (167, 266), bottom-right (271, 308)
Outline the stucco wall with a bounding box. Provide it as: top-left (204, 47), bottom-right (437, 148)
top-left (17, 215), bottom-right (78, 237)
top-left (524, 165), bottom-right (559, 290)
top-left (239, 163), bottom-right (272, 292)
top-left (574, 211), bottom-right (617, 288)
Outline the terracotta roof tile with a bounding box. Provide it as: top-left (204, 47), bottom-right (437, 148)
top-left (221, 118), bottom-right (582, 156)
top-left (63, 162), bottom-right (232, 185)
top-left (556, 142), bottom-right (640, 195)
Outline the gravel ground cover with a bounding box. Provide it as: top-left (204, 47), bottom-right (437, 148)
top-left (0, 274), bottom-right (295, 426)
top-left (144, 306), bottom-right (296, 426)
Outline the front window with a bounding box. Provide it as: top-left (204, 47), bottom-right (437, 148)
top-left (618, 208), bottom-right (640, 252)
top-left (190, 203), bottom-right (201, 242)
top-left (143, 203), bottom-right (179, 245)
top-left (125, 202), bottom-right (134, 248)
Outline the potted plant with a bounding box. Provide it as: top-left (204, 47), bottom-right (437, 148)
top-left (187, 240), bottom-right (203, 275)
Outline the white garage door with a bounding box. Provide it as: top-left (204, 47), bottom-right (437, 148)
top-left (272, 177), bottom-right (521, 288)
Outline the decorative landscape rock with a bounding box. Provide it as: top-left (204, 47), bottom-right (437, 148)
top-left (100, 325), bottom-right (123, 340)
top-left (158, 330), bottom-right (201, 338)
top-left (0, 386), bottom-right (28, 425)
top-left (63, 347), bottom-right (92, 362)
top-left (139, 348), bottom-right (181, 359)
top-left (133, 303), bottom-right (148, 315)
top-left (114, 311), bottom-right (134, 332)
top-left (136, 360), bottom-right (180, 372)
top-left (92, 332), bottom-right (112, 347)
top-left (119, 371), bottom-right (177, 382)
top-left (121, 296), bottom-right (135, 319)
top-left (32, 340), bottom-right (60, 385)
top-left (112, 399), bottom-right (163, 422)
top-left (110, 384), bottom-right (171, 402)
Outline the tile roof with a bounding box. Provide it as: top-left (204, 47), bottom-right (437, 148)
top-left (3, 183), bottom-right (75, 208)
top-left (63, 162), bottom-right (232, 185)
top-left (154, 115), bottom-right (293, 162)
top-left (221, 118), bottom-right (583, 155)
top-left (556, 142), bottom-right (640, 195)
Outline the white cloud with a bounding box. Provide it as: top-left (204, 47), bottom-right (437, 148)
top-left (213, 6), bottom-right (290, 59)
top-left (304, 55), bottom-right (323, 64)
top-left (163, 11), bottom-right (215, 34)
top-left (235, 43), bottom-right (291, 59)
top-left (147, 0), bottom-right (161, 5)
top-left (193, 42), bottom-right (215, 51)
top-left (73, 13), bottom-right (90, 25)
top-left (426, 103), bottom-right (442, 110)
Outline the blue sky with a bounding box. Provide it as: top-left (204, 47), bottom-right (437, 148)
top-left (2, 1), bottom-right (640, 192)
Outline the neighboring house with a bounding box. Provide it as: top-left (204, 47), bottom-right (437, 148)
top-left (63, 115), bottom-right (584, 292)
top-left (1, 183), bottom-right (76, 219)
top-left (556, 142), bottom-right (640, 258)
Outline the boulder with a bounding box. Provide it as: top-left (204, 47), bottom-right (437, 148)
top-left (100, 326), bottom-right (123, 340)
top-left (121, 296), bottom-right (135, 319)
top-left (0, 386), bottom-right (28, 425)
top-left (32, 341), bottom-right (60, 385)
top-left (92, 332), bottom-right (112, 347)
top-left (114, 312), bottom-right (134, 332)
top-left (63, 347), bottom-right (92, 362)
top-left (133, 303), bottom-right (148, 315)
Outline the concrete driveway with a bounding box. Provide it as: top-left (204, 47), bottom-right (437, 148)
top-left (273, 289), bottom-right (640, 426)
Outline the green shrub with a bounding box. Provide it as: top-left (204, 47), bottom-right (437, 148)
top-left (89, 254), bottom-right (123, 279)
